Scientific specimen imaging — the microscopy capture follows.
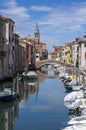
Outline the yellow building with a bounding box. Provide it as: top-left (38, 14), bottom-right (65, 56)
top-left (64, 43), bottom-right (72, 63)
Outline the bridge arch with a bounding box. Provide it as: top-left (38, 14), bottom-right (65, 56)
top-left (35, 59), bottom-right (62, 69)
top-left (35, 59), bottom-right (74, 69)
top-left (37, 62), bottom-right (55, 69)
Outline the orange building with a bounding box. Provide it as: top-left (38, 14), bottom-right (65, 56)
top-left (52, 46), bottom-right (63, 60)
top-left (19, 36), bottom-right (35, 72)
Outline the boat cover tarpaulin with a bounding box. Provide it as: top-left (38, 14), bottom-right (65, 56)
top-left (64, 99), bottom-right (82, 109)
top-left (26, 71), bottom-right (37, 77)
top-left (63, 124), bottom-right (86, 130)
top-left (64, 91), bottom-right (84, 102)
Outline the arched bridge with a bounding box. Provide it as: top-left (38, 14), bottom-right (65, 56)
top-left (35, 59), bottom-right (70, 69)
top-left (35, 59), bottom-right (75, 78)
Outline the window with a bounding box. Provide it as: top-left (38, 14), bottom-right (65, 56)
top-left (84, 44), bottom-right (86, 47)
top-left (77, 46), bottom-right (79, 51)
top-left (36, 55), bottom-right (39, 58)
top-left (12, 25), bottom-right (14, 32)
top-left (13, 46), bottom-right (14, 51)
top-left (12, 37), bottom-right (14, 42)
top-left (9, 37), bottom-right (11, 43)
top-left (85, 52), bottom-right (86, 59)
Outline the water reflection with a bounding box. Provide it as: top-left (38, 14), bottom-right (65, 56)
top-left (0, 100), bottom-right (19, 130)
top-left (0, 69), bottom-right (70, 130)
top-left (0, 69), bottom-right (58, 130)
top-left (22, 77), bottom-right (39, 102)
top-left (0, 75), bottom-right (40, 130)
top-left (39, 64), bottom-right (57, 77)
top-left (0, 78), bottom-right (21, 130)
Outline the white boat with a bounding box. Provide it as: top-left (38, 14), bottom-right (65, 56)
top-left (64, 99), bottom-right (81, 110)
top-left (26, 71), bottom-right (37, 77)
top-left (59, 71), bottom-right (69, 78)
top-left (65, 98), bottom-right (86, 110)
top-left (65, 83), bottom-right (83, 91)
top-left (79, 99), bottom-right (86, 109)
top-left (64, 90), bottom-right (84, 102)
top-left (68, 115), bottom-right (86, 125)
top-left (72, 83), bottom-right (83, 91)
top-left (62, 124), bottom-right (86, 130)
top-left (65, 79), bottom-right (77, 86)
top-left (25, 71), bottom-right (38, 80)
top-left (81, 108), bottom-right (86, 115)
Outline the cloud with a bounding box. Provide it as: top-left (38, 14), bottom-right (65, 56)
top-left (1, 0), bottom-right (86, 50)
top-left (36, 2), bottom-right (86, 47)
top-left (29, 5), bottom-right (53, 11)
top-left (0, 0), bottom-right (30, 26)
top-left (38, 3), bottom-right (86, 31)
top-left (0, 0), bottom-right (32, 37)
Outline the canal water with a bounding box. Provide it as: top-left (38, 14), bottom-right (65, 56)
top-left (0, 73), bottom-right (71, 130)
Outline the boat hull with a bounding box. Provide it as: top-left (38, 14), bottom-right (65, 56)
top-left (0, 92), bottom-right (19, 101)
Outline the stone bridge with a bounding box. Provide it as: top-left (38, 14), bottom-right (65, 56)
top-left (35, 59), bottom-right (76, 78)
top-left (35, 59), bottom-right (71, 69)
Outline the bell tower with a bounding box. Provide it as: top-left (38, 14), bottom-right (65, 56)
top-left (34, 22), bottom-right (40, 44)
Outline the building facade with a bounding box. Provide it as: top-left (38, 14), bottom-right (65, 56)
top-left (53, 46), bottom-right (63, 60)
top-left (0, 16), bottom-right (7, 78)
top-left (14, 34), bottom-right (20, 74)
top-left (71, 38), bottom-right (79, 67)
top-left (19, 36), bottom-right (35, 72)
top-left (0, 15), bottom-right (16, 77)
top-left (64, 43), bottom-right (72, 63)
top-left (2, 16), bottom-right (15, 77)
top-left (78, 36), bottom-right (86, 71)
top-left (0, 15), bottom-right (20, 78)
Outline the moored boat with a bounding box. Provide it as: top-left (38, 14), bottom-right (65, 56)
top-left (0, 88), bottom-right (19, 101)
top-left (68, 115), bottom-right (86, 125)
top-left (64, 99), bottom-right (81, 110)
top-left (62, 124), bottom-right (86, 130)
top-left (25, 71), bottom-right (38, 80)
top-left (64, 90), bottom-right (84, 102)
top-left (64, 98), bottom-right (86, 110)
top-left (65, 83), bottom-right (83, 91)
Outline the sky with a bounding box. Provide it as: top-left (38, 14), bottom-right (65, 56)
top-left (0, 0), bottom-right (86, 51)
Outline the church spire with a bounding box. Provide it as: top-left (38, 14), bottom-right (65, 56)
top-left (35, 22), bottom-right (39, 33)
top-left (34, 22), bottom-right (40, 43)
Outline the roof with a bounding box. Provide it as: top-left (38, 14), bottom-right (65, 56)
top-left (0, 15), bottom-right (15, 23)
top-left (40, 42), bottom-right (46, 45)
top-left (80, 39), bottom-right (86, 43)
top-left (19, 38), bottom-right (32, 45)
